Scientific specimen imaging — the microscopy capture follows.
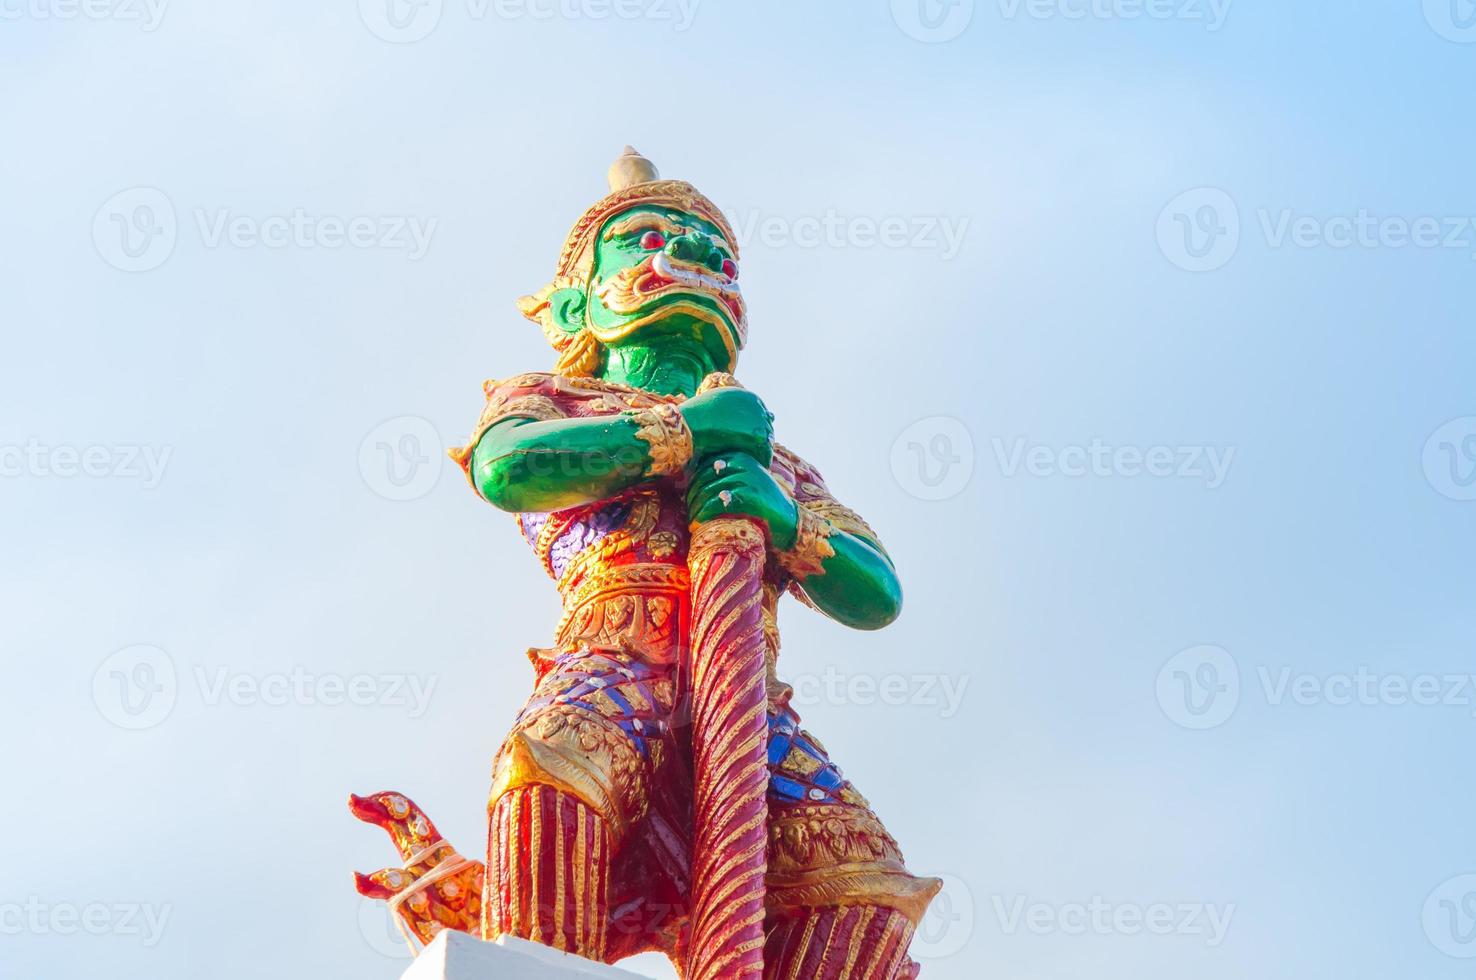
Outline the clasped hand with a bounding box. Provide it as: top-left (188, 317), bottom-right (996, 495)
top-left (678, 388), bottom-right (799, 551)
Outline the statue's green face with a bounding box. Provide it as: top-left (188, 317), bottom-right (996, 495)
top-left (570, 205), bottom-right (746, 371)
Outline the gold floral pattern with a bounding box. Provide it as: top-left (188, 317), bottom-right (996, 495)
top-left (626, 402), bottom-right (693, 478)
top-left (777, 506), bottom-right (837, 581)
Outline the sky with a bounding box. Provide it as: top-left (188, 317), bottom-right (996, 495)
top-left (3, 1), bottom-right (1476, 978)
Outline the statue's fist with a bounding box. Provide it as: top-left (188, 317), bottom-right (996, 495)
top-left (686, 452), bottom-right (799, 550)
top-left (679, 388), bottom-right (774, 468)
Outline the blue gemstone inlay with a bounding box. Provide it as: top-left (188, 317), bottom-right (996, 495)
top-left (602, 687), bottom-right (634, 717)
top-left (767, 735), bottom-right (792, 766)
top-left (812, 767), bottom-right (844, 790)
top-left (770, 776), bottom-right (808, 802)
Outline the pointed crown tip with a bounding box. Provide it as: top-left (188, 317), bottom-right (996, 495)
top-left (607, 146), bottom-right (660, 191)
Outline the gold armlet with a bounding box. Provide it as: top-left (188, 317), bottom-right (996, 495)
top-left (626, 403), bottom-right (693, 478)
top-left (802, 498), bottom-right (884, 550)
top-left (778, 505), bottom-right (837, 582)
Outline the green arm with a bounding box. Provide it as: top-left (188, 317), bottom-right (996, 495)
top-left (790, 530), bottom-right (903, 632)
top-left (469, 415), bottom-right (654, 513)
top-left (471, 385), bottom-right (774, 513)
top-left (474, 413), bottom-right (903, 632)
top-left (684, 454), bottom-right (902, 632)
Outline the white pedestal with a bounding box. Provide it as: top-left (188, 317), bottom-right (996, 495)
top-left (401, 932), bottom-right (652, 980)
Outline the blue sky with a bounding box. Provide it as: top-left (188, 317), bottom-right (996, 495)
top-left (3, 2), bottom-right (1476, 978)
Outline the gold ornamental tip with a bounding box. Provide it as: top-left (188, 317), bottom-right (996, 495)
top-left (607, 145), bottom-right (660, 192)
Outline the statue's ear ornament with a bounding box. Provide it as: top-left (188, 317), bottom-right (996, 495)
top-left (517, 277), bottom-right (599, 378)
top-left (517, 276), bottom-right (583, 334)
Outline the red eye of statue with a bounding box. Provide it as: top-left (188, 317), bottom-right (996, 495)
top-left (639, 231), bottom-right (666, 250)
top-left (721, 258), bottom-right (738, 280)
